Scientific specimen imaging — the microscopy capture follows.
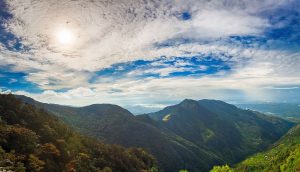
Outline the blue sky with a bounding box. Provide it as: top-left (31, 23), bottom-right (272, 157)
top-left (0, 0), bottom-right (300, 113)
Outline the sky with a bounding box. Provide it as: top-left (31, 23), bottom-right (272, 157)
top-left (0, 0), bottom-right (300, 113)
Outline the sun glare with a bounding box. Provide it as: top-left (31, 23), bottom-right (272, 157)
top-left (56, 28), bottom-right (74, 45)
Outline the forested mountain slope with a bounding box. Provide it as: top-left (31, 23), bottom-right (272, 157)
top-left (211, 124), bottom-right (300, 172)
top-left (17, 95), bottom-right (294, 172)
top-left (149, 99), bottom-right (294, 163)
top-left (0, 94), bottom-right (156, 172)
top-left (17, 95), bottom-right (222, 172)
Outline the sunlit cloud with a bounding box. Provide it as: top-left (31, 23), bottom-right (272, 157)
top-left (0, 0), bottom-right (299, 109)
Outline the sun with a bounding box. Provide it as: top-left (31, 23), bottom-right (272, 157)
top-left (56, 28), bottom-right (74, 45)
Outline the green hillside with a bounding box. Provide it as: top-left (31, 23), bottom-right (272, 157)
top-left (17, 96), bottom-right (223, 172)
top-left (17, 95), bottom-right (294, 172)
top-left (149, 99), bottom-right (294, 164)
top-left (211, 124), bottom-right (300, 172)
top-left (0, 94), bottom-right (156, 172)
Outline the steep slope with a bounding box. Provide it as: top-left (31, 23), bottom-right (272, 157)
top-left (17, 95), bottom-right (223, 172)
top-left (149, 99), bottom-right (294, 163)
top-left (0, 94), bottom-right (156, 172)
top-left (198, 99), bottom-right (295, 149)
top-left (60, 103), bottom-right (223, 172)
top-left (211, 124), bottom-right (300, 172)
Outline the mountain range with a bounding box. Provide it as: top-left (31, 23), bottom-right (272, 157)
top-left (16, 95), bottom-right (294, 172)
top-left (237, 103), bottom-right (300, 122)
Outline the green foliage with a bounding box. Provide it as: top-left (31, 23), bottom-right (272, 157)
top-left (17, 95), bottom-right (294, 172)
top-left (100, 167), bottom-right (113, 172)
top-left (28, 154), bottom-right (45, 172)
top-left (179, 170), bottom-right (189, 172)
top-left (0, 146), bottom-right (26, 172)
top-left (210, 165), bottom-right (233, 172)
top-left (227, 125), bottom-right (300, 172)
top-left (0, 94), bottom-right (157, 172)
top-left (149, 167), bottom-right (159, 172)
top-left (0, 126), bottom-right (39, 154)
top-left (149, 99), bottom-right (293, 170)
top-left (210, 125), bottom-right (300, 172)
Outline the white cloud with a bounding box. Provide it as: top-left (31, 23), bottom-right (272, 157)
top-left (12, 63), bottom-right (300, 107)
top-left (134, 103), bottom-right (168, 109)
top-left (0, 89), bottom-right (12, 94)
top-left (185, 9), bottom-right (269, 39)
top-left (142, 67), bottom-right (186, 77)
top-left (264, 86), bottom-right (299, 90)
top-left (2, 0), bottom-right (279, 74)
top-left (1, 0), bottom-right (299, 106)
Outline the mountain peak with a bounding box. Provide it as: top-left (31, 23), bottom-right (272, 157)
top-left (177, 99), bottom-right (201, 109)
top-left (80, 103), bottom-right (134, 117)
top-left (180, 98), bottom-right (198, 105)
top-left (198, 99), bottom-right (227, 104)
top-left (83, 103), bottom-right (123, 109)
top-left (198, 99), bottom-right (238, 110)
top-left (15, 94), bottom-right (36, 104)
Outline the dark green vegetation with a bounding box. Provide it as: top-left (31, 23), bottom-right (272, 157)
top-left (18, 96), bottom-right (219, 172)
top-left (17, 96), bottom-right (294, 172)
top-left (237, 103), bottom-right (300, 122)
top-left (211, 124), bottom-right (300, 172)
top-left (149, 99), bottom-right (294, 170)
top-left (0, 94), bottom-right (157, 172)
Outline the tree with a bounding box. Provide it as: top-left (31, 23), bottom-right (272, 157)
top-left (2, 126), bottom-right (39, 154)
top-left (28, 154), bottom-right (45, 172)
top-left (210, 165), bottom-right (233, 172)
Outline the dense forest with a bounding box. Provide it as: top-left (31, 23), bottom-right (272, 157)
top-left (2, 94), bottom-right (300, 172)
top-left (17, 96), bottom-right (294, 172)
top-left (0, 94), bottom-right (157, 172)
top-left (210, 124), bottom-right (300, 172)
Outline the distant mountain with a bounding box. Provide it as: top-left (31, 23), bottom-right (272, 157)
top-left (123, 104), bottom-right (164, 115)
top-left (211, 124), bottom-right (300, 172)
top-left (236, 103), bottom-right (300, 121)
top-left (0, 94), bottom-right (156, 172)
top-left (17, 95), bottom-right (294, 172)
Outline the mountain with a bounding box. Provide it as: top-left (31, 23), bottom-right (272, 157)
top-left (148, 99), bottom-right (294, 164)
top-left (16, 95), bottom-right (223, 172)
top-left (211, 124), bottom-right (300, 172)
top-left (123, 105), bottom-right (163, 115)
top-left (0, 94), bottom-right (157, 172)
top-left (236, 103), bottom-right (300, 122)
top-left (17, 95), bottom-right (294, 172)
